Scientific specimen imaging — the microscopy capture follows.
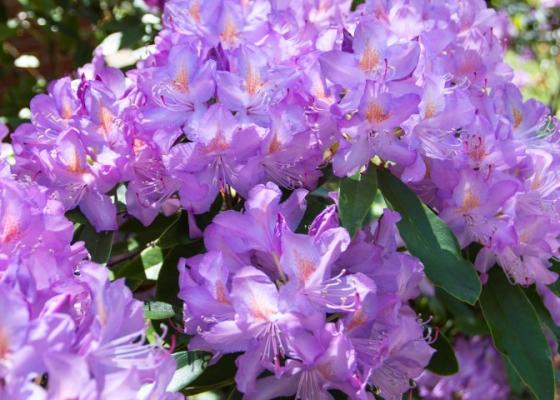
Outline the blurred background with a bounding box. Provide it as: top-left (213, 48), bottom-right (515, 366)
top-left (0, 0), bottom-right (161, 128)
top-left (0, 0), bottom-right (558, 129)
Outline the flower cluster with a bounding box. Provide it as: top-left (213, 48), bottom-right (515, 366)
top-left (11, 57), bottom-right (135, 232)
top-left (4, 0), bottom-right (560, 397)
top-left (0, 171), bottom-right (178, 399)
top-left (179, 183), bottom-right (434, 399)
top-left (311, 1), bottom-right (560, 291)
top-left (417, 336), bottom-right (510, 400)
top-left (13, 0), bottom-right (560, 295)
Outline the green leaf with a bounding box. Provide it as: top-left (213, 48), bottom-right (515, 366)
top-left (168, 351), bottom-right (212, 392)
top-left (185, 353), bottom-right (238, 391)
top-left (338, 167), bottom-right (378, 237)
top-left (113, 245), bottom-right (164, 289)
top-left (525, 287), bottom-right (560, 342)
top-left (120, 213), bottom-right (181, 246)
top-left (77, 222), bottom-right (114, 264)
top-left (144, 301), bottom-right (175, 320)
top-left (140, 246), bottom-right (164, 279)
top-left (546, 259), bottom-right (560, 297)
top-left (480, 268), bottom-right (555, 400)
top-left (157, 242), bottom-right (204, 307)
top-left (156, 212), bottom-right (195, 249)
top-left (351, 0), bottom-right (365, 10)
top-left (297, 192), bottom-right (333, 234)
top-left (503, 355), bottom-right (526, 395)
top-left (377, 168), bottom-right (481, 304)
top-left (436, 288), bottom-right (489, 336)
top-left (426, 333), bottom-right (459, 376)
top-left (65, 208), bottom-right (88, 225)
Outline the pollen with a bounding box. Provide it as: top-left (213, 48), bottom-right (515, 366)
top-left (133, 138), bottom-right (147, 155)
top-left (221, 19), bottom-right (239, 45)
top-left (268, 134), bottom-right (282, 154)
top-left (67, 148), bottom-right (85, 174)
top-left (295, 253), bottom-right (316, 284)
top-left (61, 98), bottom-right (74, 120)
top-left (346, 308), bottom-right (366, 331)
top-left (0, 209), bottom-right (21, 243)
top-left (358, 45), bottom-right (380, 73)
top-left (0, 327), bottom-right (9, 359)
top-left (215, 281), bottom-right (230, 305)
top-left (530, 174), bottom-right (542, 190)
top-left (424, 99), bottom-right (437, 119)
top-left (174, 64), bottom-right (190, 93)
top-left (189, 0), bottom-right (201, 23)
top-left (205, 133), bottom-right (230, 154)
top-left (366, 102), bottom-right (389, 124)
top-left (251, 298), bottom-right (274, 321)
top-left (99, 106), bottom-right (114, 135)
top-left (513, 108), bottom-right (523, 129)
top-left (313, 82), bottom-right (332, 103)
top-left (466, 135), bottom-right (486, 162)
top-left (245, 65), bottom-right (263, 96)
top-left (459, 190), bottom-right (480, 212)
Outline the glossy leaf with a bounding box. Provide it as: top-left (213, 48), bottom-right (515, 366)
top-left (377, 168), bottom-right (481, 304)
top-left (480, 268), bottom-right (555, 400)
top-left (503, 355), bottom-right (526, 395)
top-left (157, 212), bottom-right (196, 249)
top-left (546, 259), bottom-right (560, 297)
top-left (185, 353), bottom-right (238, 392)
top-left (167, 351), bottom-right (212, 392)
top-left (338, 167), bottom-right (378, 237)
top-left (144, 301), bottom-right (175, 320)
top-left (113, 246), bottom-right (164, 287)
top-left (426, 333), bottom-right (459, 376)
top-left (436, 288), bottom-right (489, 336)
top-left (525, 287), bottom-right (560, 342)
top-left (156, 242), bottom-right (204, 307)
top-left (77, 222), bottom-right (114, 264)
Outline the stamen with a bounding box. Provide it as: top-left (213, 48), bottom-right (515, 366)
top-left (303, 270), bottom-right (357, 311)
top-left (296, 369), bottom-right (322, 400)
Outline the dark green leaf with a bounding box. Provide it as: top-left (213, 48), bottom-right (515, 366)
top-left (157, 212), bottom-right (196, 249)
top-left (77, 223), bottom-right (114, 264)
top-left (144, 301), bottom-right (175, 320)
top-left (194, 195), bottom-right (223, 231)
top-left (112, 245), bottom-right (165, 289)
top-left (120, 213), bottom-right (181, 246)
top-left (338, 167), bottom-right (378, 237)
top-left (297, 192), bottom-right (333, 234)
top-left (480, 268), bottom-right (555, 400)
top-left (157, 243), bottom-right (204, 307)
top-left (525, 287), bottom-right (560, 342)
top-left (503, 355), bottom-right (526, 395)
top-left (351, 0), bottom-right (365, 11)
top-left (168, 351), bottom-right (212, 392)
top-left (426, 333), bottom-right (459, 376)
top-left (377, 168), bottom-right (481, 304)
top-left (547, 259), bottom-right (560, 297)
top-left (186, 353), bottom-right (238, 390)
top-left (112, 253), bottom-right (147, 289)
top-left (436, 288), bottom-right (489, 336)
top-left (65, 208), bottom-right (88, 225)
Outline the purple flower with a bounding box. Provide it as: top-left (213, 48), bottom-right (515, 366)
top-left (179, 182), bottom-right (433, 399)
top-left (0, 176), bottom-right (178, 399)
top-left (166, 104), bottom-right (263, 213)
top-left (418, 336), bottom-right (510, 400)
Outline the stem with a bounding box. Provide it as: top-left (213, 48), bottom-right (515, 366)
top-left (181, 379), bottom-right (235, 396)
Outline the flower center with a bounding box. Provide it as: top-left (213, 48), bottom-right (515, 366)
top-left (359, 45), bottom-right (380, 73)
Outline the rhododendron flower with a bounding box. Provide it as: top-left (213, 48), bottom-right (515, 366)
top-left (179, 183), bottom-right (433, 399)
top-left (418, 337), bottom-right (510, 400)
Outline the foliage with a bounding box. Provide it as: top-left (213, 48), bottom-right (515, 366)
top-left (2, 0), bottom-right (560, 399)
